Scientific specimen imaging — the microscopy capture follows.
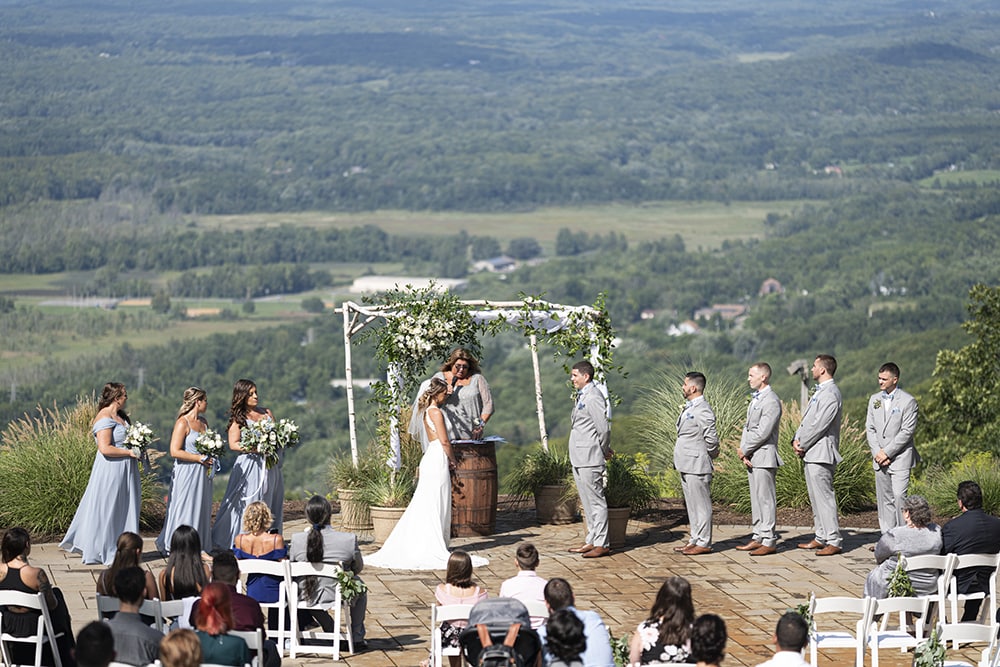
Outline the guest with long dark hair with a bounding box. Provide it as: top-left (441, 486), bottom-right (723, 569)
top-left (158, 525), bottom-right (210, 601)
top-left (95, 531), bottom-right (158, 602)
top-left (289, 495), bottom-right (367, 649)
top-left (61, 382), bottom-right (141, 565)
top-left (628, 577), bottom-right (695, 665)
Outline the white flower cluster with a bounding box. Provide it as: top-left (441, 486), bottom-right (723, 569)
top-left (124, 422), bottom-right (155, 453)
top-left (393, 311), bottom-right (450, 356)
top-left (240, 417), bottom-right (300, 468)
top-left (194, 428), bottom-right (226, 457)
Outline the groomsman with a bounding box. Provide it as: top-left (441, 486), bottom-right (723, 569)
top-left (793, 354), bottom-right (843, 556)
top-left (674, 372), bottom-right (719, 555)
top-left (567, 360), bottom-right (613, 559)
top-left (736, 363), bottom-right (783, 556)
top-left (866, 362), bottom-right (919, 534)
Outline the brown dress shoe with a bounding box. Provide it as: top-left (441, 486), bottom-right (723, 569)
top-left (673, 544), bottom-right (691, 553)
top-left (735, 540), bottom-right (763, 552)
top-left (568, 544), bottom-right (594, 554)
top-left (682, 545), bottom-right (713, 555)
top-left (816, 545), bottom-right (843, 556)
top-left (797, 539), bottom-right (824, 550)
top-left (749, 545), bottom-right (777, 557)
top-left (582, 546), bottom-right (611, 558)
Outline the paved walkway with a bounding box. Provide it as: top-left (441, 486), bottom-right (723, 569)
top-left (32, 507), bottom-right (978, 667)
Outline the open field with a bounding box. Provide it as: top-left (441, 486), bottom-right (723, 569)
top-left (198, 200), bottom-right (802, 252)
top-left (919, 169), bottom-right (1000, 186)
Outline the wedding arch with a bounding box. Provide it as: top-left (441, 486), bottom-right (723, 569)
top-left (335, 284), bottom-right (616, 467)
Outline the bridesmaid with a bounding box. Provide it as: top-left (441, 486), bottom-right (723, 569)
top-left (60, 382), bottom-right (141, 565)
top-left (156, 387), bottom-right (216, 555)
top-left (211, 379), bottom-right (284, 550)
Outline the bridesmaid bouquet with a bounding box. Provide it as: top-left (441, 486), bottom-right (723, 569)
top-left (241, 417), bottom-right (300, 468)
top-left (124, 421), bottom-right (155, 471)
top-left (194, 429), bottom-right (226, 478)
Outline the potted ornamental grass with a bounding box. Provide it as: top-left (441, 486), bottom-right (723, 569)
top-left (504, 444), bottom-right (576, 525)
top-left (603, 452), bottom-right (659, 549)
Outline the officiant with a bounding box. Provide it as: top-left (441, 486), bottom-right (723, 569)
top-left (433, 348), bottom-right (494, 441)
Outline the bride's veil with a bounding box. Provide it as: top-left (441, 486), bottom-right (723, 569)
top-left (407, 378), bottom-right (433, 452)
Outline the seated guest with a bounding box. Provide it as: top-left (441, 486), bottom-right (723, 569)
top-left (289, 495), bottom-right (367, 649)
top-left (546, 609), bottom-right (586, 667)
top-left (95, 532), bottom-right (158, 603)
top-left (106, 567), bottom-right (163, 666)
top-left (193, 582), bottom-right (250, 667)
top-left (190, 550), bottom-right (279, 667)
top-left (864, 495), bottom-right (941, 598)
top-left (0, 527), bottom-right (77, 667)
top-left (628, 577), bottom-right (694, 665)
top-left (753, 612), bottom-right (810, 667)
top-left (538, 578), bottom-right (614, 667)
top-left (436, 551), bottom-right (488, 667)
top-left (941, 480), bottom-right (1000, 621)
top-left (689, 614), bottom-right (727, 667)
top-left (159, 629), bottom-right (202, 667)
top-left (499, 542), bottom-right (547, 628)
top-left (232, 502), bottom-right (287, 606)
top-left (159, 525), bottom-right (210, 600)
top-left (75, 622), bottom-right (115, 667)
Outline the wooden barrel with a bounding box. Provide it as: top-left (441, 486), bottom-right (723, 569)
top-left (450, 441), bottom-right (498, 537)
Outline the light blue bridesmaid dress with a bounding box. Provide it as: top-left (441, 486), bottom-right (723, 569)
top-left (155, 428), bottom-right (213, 554)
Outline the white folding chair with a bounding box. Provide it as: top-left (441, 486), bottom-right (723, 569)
top-left (0, 590), bottom-right (64, 667)
top-left (902, 552), bottom-right (956, 618)
top-left (95, 593), bottom-right (120, 620)
top-left (808, 593), bottom-right (870, 667)
top-left (937, 623), bottom-right (1000, 667)
top-left (866, 596), bottom-right (930, 667)
top-left (230, 628), bottom-right (265, 667)
top-left (286, 561), bottom-right (353, 660)
top-left (946, 553), bottom-right (1000, 629)
top-left (236, 559), bottom-right (289, 656)
top-left (430, 604), bottom-right (472, 667)
top-left (521, 600), bottom-right (549, 629)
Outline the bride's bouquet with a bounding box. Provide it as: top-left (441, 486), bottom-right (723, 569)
top-left (240, 417), bottom-right (300, 468)
top-left (194, 428), bottom-right (226, 478)
top-left (124, 421), bottom-right (155, 471)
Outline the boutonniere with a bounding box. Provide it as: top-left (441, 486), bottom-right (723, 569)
top-left (745, 394), bottom-right (753, 406)
top-left (873, 399), bottom-right (882, 410)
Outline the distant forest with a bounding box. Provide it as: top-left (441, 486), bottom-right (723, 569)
top-left (1, 0), bottom-right (998, 213)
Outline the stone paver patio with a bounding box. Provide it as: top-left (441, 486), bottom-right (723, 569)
top-left (29, 506), bottom-right (982, 667)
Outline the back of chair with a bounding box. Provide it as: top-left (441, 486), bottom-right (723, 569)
top-left (95, 593), bottom-right (120, 620)
top-left (229, 628), bottom-right (264, 667)
top-left (0, 590), bottom-right (63, 667)
top-left (286, 561), bottom-right (344, 608)
top-left (948, 552), bottom-right (1000, 626)
top-left (235, 559), bottom-right (288, 596)
top-left (431, 604), bottom-right (473, 667)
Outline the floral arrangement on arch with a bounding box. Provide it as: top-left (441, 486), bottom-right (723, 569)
top-left (360, 283), bottom-right (486, 418)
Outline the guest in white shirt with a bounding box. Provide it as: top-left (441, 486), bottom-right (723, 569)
top-left (499, 543), bottom-right (548, 629)
top-left (754, 612), bottom-right (810, 667)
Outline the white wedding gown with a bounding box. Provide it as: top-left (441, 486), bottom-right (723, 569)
top-left (366, 410), bottom-right (489, 570)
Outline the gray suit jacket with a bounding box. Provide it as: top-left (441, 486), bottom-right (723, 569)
top-left (866, 388), bottom-right (919, 471)
top-left (740, 387), bottom-right (783, 469)
top-left (569, 383), bottom-right (610, 468)
top-left (290, 526), bottom-right (363, 604)
top-left (674, 397), bottom-right (719, 474)
top-left (795, 381), bottom-right (843, 465)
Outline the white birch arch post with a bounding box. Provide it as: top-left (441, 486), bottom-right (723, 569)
top-left (335, 296), bottom-right (606, 468)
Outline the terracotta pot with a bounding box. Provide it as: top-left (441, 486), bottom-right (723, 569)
top-left (370, 505), bottom-right (406, 545)
top-left (607, 506), bottom-right (631, 549)
top-left (337, 488), bottom-right (373, 532)
top-left (534, 485), bottom-right (576, 525)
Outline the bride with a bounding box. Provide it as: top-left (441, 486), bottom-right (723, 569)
top-left (366, 377), bottom-right (488, 570)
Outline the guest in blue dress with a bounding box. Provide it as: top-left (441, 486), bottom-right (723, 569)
top-left (232, 501), bottom-right (287, 604)
top-left (60, 382), bottom-right (141, 566)
top-left (156, 387), bottom-right (216, 555)
top-left (212, 379), bottom-right (284, 551)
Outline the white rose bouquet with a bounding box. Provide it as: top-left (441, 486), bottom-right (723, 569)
top-left (241, 417), bottom-right (299, 468)
top-left (124, 421), bottom-right (155, 471)
top-left (194, 428), bottom-right (226, 478)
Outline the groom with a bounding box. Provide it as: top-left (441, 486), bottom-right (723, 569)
top-left (567, 360), bottom-right (613, 559)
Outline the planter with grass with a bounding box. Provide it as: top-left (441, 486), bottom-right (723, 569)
top-left (603, 453), bottom-right (659, 549)
top-left (504, 446), bottom-right (576, 524)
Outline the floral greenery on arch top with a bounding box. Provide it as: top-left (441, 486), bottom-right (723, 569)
top-left (355, 283), bottom-right (621, 432)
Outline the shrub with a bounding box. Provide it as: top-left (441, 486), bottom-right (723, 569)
top-left (301, 296), bottom-right (325, 313)
top-left (503, 444), bottom-right (573, 497)
top-left (0, 400), bottom-right (164, 535)
top-left (639, 370), bottom-right (875, 513)
top-left (912, 451), bottom-right (1000, 519)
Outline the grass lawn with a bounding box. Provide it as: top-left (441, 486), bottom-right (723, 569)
top-left (197, 200), bottom-right (803, 253)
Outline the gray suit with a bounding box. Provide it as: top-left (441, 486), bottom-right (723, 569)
top-left (289, 526), bottom-right (367, 643)
top-left (569, 382), bottom-right (611, 548)
top-left (866, 388), bottom-right (919, 533)
top-left (795, 380), bottom-right (843, 547)
top-left (674, 397), bottom-right (719, 547)
top-left (740, 387), bottom-right (783, 547)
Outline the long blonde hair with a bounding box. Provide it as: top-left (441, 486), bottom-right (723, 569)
top-left (177, 387), bottom-right (207, 419)
top-left (418, 377), bottom-right (449, 412)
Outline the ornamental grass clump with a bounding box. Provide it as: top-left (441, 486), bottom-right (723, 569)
top-left (503, 444), bottom-right (573, 497)
top-left (913, 451), bottom-right (1000, 518)
top-left (0, 400), bottom-right (163, 535)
